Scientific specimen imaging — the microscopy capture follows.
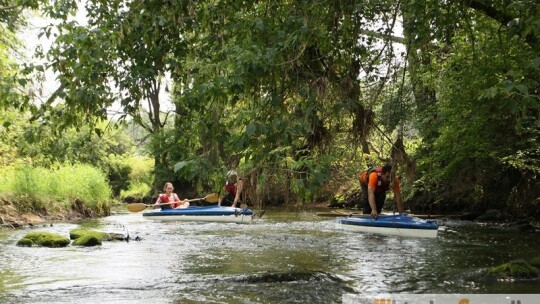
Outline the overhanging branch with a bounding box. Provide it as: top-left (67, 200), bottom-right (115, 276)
top-left (466, 0), bottom-right (538, 48)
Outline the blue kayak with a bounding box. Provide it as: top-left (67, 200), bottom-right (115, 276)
top-left (335, 214), bottom-right (439, 238)
top-left (142, 205), bottom-right (253, 223)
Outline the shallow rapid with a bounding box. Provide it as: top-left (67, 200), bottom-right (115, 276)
top-left (1, 210), bottom-right (539, 303)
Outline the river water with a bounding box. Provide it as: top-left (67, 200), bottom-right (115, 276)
top-left (1, 209), bottom-right (539, 303)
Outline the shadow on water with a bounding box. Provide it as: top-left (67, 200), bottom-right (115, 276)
top-left (1, 210), bottom-right (539, 303)
top-left (167, 271), bottom-right (355, 304)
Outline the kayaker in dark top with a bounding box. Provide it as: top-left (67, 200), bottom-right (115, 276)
top-left (359, 164), bottom-right (404, 218)
top-left (218, 170), bottom-right (244, 208)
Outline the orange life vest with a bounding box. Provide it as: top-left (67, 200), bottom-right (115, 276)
top-left (360, 167), bottom-right (390, 193)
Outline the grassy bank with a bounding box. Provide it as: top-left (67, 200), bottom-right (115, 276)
top-left (0, 164), bottom-right (112, 226)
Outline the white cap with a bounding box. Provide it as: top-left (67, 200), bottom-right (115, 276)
top-left (227, 170), bottom-right (238, 177)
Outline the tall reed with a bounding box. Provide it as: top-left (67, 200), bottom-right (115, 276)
top-left (0, 164), bottom-right (112, 215)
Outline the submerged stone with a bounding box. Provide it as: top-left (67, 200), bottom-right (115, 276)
top-left (70, 229), bottom-right (106, 240)
top-left (72, 234), bottom-right (102, 246)
top-left (16, 237), bottom-right (34, 247)
top-left (69, 228), bottom-right (125, 242)
top-left (507, 220), bottom-right (536, 232)
top-left (105, 232), bottom-right (126, 241)
top-left (487, 260), bottom-right (539, 281)
top-left (529, 256), bottom-right (540, 269)
top-left (16, 232), bottom-right (70, 248)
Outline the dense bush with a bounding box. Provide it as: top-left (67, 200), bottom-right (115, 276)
top-left (0, 163), bottom-right (112, 215)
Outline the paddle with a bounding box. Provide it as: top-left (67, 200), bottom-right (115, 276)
top-left (127, 193), bottom-right (219, 212)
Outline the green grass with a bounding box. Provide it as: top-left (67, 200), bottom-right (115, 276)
top-left (126, 156), bottom-right (154, 185)
top-left (120, 182), bottom-right (151, 199)
top-left (0, 163), bottom-right (112, 215)
top-left (119, 156), bottom-right (153, 201)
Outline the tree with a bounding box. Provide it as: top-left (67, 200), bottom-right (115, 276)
top-left (31, 0), bottom-right (407, 202)
top-left (20, 0), bottom-right (539, 214)
top-left (167, 0), bottom-right (407, 201)
top-left (31, 0), bottom-right (189, 190)
top-left (402, 0), bottom-right (540, 214)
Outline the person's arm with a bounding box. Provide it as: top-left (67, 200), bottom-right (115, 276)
top-left (367, 172), bottom-right (378, 218)
top-left (173, 193), bottom-right (185, 208)
top-left (180, 194), bottom-right (190, 207)
top-left (232, 179), bottom-right (243, 207)
top-left (368, 186), bottom-right (378, 218)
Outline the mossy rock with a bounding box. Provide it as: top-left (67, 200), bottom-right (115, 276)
top-left (529, 256), bottom-right (540, 269)
top-left (72, 234), bottom-right (102, 247)
top-left (487, 260), bottom-right (539, 281)
top-left (16, 237), bottom-right (34, 247)
top-left (70, 229), bottom-right (106, 240)
top-left (16, 232), bottom-right (70, 248)
top-left (70, 229), bottom-right (125, 242)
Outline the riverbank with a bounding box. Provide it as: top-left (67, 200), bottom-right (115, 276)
top-left (0, 197), bottom-right (111, 228)
top-left (0, 204), bottom-right (82, 228)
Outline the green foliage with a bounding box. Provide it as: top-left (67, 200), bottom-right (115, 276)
top-left (1, 104), bottom-right (138, 196)
top-left (120, 182), bottom-right (151, 200)
top-left (126, 156), bottom-right (154, 185)
top-left (333, 193), bottom-right (345, 204)
top-left (406, 0), bottom-right (540, 210)
top-left (164, 0), bottom-right (405, 202)
top-left (15, 0), bottom-right (403, 204)
top-left (105, 154), bottom-right (132, 197)
top-left (4, 0), bottom-right (538, 214)
top-left (0, 3), bottom-right (25, 96)
top-left (0, 163), bottom-right (112, 214)
top-left (118, 155), bottom-right (153, 200)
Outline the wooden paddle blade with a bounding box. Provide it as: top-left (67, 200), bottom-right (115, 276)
top-left (204, 193), bottom-right (219, 203)
top-left (127, 203), bottom-right (149, 212)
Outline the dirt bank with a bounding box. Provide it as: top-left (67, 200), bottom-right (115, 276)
top-left (0, 199), bottom-right (103, 228)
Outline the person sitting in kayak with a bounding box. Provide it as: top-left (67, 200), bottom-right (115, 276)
top-left (218, 170), bottom-right (244, 208)
top-left (359, 164), bottom-right (404, 218)
top-left (153, 182), bottom-right (189, 210)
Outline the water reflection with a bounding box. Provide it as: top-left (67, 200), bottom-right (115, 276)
top-left (0, 211), bottom-right (539, 303)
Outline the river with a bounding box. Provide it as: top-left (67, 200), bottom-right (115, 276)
top-left (1, 209), bottom-right (539, 303)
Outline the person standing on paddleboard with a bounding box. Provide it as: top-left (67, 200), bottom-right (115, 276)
top-left (359, 164), bottom-right (404, 218)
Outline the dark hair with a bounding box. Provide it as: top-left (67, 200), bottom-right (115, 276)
top-left (382, 164), bottom-right (392, 174)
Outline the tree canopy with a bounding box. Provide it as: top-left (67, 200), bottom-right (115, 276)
top-left (2, 0), bottom-right (539, 215)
